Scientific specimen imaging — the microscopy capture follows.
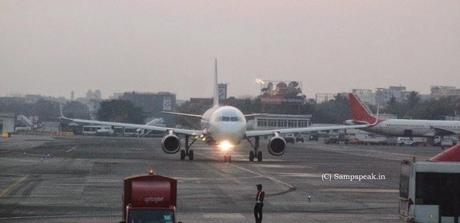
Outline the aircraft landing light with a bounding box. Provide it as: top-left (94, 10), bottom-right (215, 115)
top-left (218, 140), bottom-right (234, 152)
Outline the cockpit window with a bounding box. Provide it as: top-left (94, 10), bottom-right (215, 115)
top-left (216, 116), bottom-right (240, 122)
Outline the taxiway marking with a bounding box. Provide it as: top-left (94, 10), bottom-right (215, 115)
top-left (0, 176), bottom-right (28, 198)
top-left (66, 146), bottom-right (77, 153)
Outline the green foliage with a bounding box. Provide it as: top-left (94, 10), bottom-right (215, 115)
top-left (63, 101), bottom-right (90, 119)
top-left (385, 95), bottom-right (460, 119)
top-left (31, 99), bottom-right (60, 121)
top-left (312, 94), bottom-right (350, 123)
top-left (176, 93), bottom-right (460, 126)
top-left (97, 100), bottom-right (145, 124)
top-left (0, 98), bottom-right (60, 121)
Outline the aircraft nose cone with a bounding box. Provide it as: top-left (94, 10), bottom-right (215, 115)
top-left (214, 123), bottom-right (245, 143)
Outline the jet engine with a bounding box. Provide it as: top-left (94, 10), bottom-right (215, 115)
top-left (267, 136), bottom-right (286, 156)
top-left (161, 134), bottom-right (181, 154)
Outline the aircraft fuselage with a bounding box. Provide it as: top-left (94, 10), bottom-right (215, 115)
top-left (200, 105), bottom-right (247, 145)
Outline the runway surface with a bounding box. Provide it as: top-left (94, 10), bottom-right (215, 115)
top-left (0, 135), bottom-right (442, 222)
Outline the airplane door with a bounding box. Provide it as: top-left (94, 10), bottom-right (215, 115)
top-left (404, 129), bottom-right (413, 136)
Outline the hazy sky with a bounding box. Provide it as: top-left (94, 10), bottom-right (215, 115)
top-left (1, 1), bottom-right (459, 100)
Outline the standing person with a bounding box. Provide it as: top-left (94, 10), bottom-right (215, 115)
top-left (254, 184), bottom-right (265, 223)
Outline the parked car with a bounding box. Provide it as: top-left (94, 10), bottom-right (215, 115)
top-left (284, 136), bottom-right (296, 144)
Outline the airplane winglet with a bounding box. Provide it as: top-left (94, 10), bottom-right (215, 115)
top-left (59, 104), bottom-right (64, 118)
top-left (58, 103), bottom-right (69, 121)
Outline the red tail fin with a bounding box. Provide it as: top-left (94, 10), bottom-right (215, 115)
top-left (348, 93), bottom-right (377, 124)
top-left (430, 144), bottom-right (460, 162)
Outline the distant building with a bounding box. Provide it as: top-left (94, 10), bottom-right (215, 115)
top-left (352, 89), bottom-right (376, 105)
top-left (430, 86), bottom-right (460, 98)
top-left (315, 93), bottom-right (335, 103)
top-left (0, 113), bottom-right (15, 134)
top-left (375, 86), bottom-right (408, 106)
top-left (119, 91), bottom-right (176, 126)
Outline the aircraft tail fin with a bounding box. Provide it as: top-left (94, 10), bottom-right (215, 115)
top-left (213, 58), bottom-right (219, 107)
top-left (430, 143), bottom-right (460, 162)
top-left (348, 93), bottom-right (377, 125)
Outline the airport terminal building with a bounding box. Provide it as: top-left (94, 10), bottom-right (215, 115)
top-left (251, 113), bottom-right (312, 130)
top-left (0, 113), bottom-right (15, 135)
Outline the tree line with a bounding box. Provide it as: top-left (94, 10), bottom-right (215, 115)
top-left (384, 92), bottom-right (460, 120)
top-left (1, 93), bottom-right (459, 125)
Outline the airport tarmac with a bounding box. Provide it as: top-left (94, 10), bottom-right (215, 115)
top-left (0, 135), bottom-right (443, 223)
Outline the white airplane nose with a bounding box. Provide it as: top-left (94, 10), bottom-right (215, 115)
top-left (213, 123), bottom-right (245, 143)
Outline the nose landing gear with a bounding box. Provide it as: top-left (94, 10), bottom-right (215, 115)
top-left (224, 154), bottom-right (232, 162)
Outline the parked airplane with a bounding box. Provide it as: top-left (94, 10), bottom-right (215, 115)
top-left (60, 60), bottom-right (367, 162)
top-left (347, 93), bottom-right (460, 138)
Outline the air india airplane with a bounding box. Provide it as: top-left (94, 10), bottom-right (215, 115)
top-left (60, 60), bottom-right (367, 162)
top-left (347, 93), bottom-right (460, 138)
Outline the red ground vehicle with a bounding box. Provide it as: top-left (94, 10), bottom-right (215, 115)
top-left (121, 171), bottom-right (180, 223)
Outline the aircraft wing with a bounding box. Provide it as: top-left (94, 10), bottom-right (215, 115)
top-left (162, 111), bottom-right (202, 118)
top-left (60, 117), bottom-right (203, 136)
top-left (431, 127), bottom-right (459, 136)
top-left (243, 113), bottom-right (262, 118)
top-left (245, 124), bottom-right (369, 137)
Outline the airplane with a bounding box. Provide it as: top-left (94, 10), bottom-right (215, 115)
top-left (346, 93), bottom-right (460, 138)
top-left (60, 60), bottom-right (368, 162)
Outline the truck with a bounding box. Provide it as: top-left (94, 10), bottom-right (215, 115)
top-left (397, 137), bottom-right (428, 146)
top-left (399, 144), bottom-right (460, 223)
top-left (121, 171), bottom-right (180, 223)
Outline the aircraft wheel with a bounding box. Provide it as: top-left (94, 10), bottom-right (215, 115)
top-left (180, 150), bottom-right (186, 160)
top-left (249, 151), bottom-right (255, 162)
top-left (188, 150), bottom-right (194, 160)
top-left (257, 151), bottom-right (263, 162)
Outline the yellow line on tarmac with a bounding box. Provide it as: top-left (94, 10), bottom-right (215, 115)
top-left (0, 176), bottom-right (28, 198)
